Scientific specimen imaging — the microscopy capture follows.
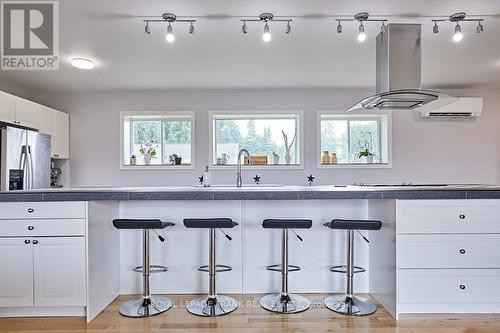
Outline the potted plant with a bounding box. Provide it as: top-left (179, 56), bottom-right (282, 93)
top-left (282, 130), bottom-right (296, 165)
top-left (272, 152), bottom-right (280, 165)
top-left (139, 140), bottom-right (157, 165)
top-left (358, 148), bottom-right (375, 164)
top-left (169, 154), bottom-right (182, 165)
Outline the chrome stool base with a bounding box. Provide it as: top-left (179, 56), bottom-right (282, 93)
top-left (260, 293), bottom-right (311, 314)
top-left (324, 295), bottom-right (377, 316)
top-left (186, 295), bottom-right (238, 316)
top-left (119, 295), bottom-right (173, 318)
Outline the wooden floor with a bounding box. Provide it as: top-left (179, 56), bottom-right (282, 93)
top-left (1, 294), bottom-right (500, 332)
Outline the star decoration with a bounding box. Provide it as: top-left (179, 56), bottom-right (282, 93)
top-left (253, 174), bottom-right (261, 184)
top-left (307, 174), bottom-right (315, 186)
top-left (198, 175), bottom-right (204, 184)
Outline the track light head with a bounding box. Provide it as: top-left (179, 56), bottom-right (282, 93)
top-left (432, 21), bottom-right (439, 34)
top-left (286, 21), bottom-right (291, 34)
top-left (336, 20), bottom-right (342, 33)
top-left (166, 23), bottom-right (175, 43)
top-left (453, 23), bottom-right (463, 42)
top-left (242, 21), bottom-right (248, 34)
top-left (189, 21), bottom-right (194, 34)
top-left (263, 23), bottom-right (271, 42)
top-left (145, 22), bottom-right (151, 35)
top-left (357, 22), bottom-right (366, 42)
top-left (477, 21), bottom-right (484, 33)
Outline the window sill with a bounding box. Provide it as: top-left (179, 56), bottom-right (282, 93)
top-left (317, 162), bottom-right (392, 169)
top-left (121, 164), bottom-right (195, 170)
top-left (211, 164), bottom-right (304, 170)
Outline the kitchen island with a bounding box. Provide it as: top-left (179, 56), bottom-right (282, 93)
top-left (1, 184), bottom-right (500, 321)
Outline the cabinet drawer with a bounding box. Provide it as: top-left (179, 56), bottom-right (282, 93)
top-left (397, 200), bottom-right (500, 234)
top-left (399, 269), bottom-right (500, 304)
top-left (0, 219), bottom-right (85, 237)
top-left (399, 234), bottom-right (500, 269)
top-left (0, 202), bottom-right (86, 220)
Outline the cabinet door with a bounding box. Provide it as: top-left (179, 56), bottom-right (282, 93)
top-left (15, 98), bottom-right (38, 129)
top-left (33, 237), bottom-right (86, 307)
top-left (53, 110), bottom-right (69, 159)
top-left (0, 238), bottom-right (34, 307)
top-left (37, 105), bottom-right (56, 136)
top-left (0, 91), bottom-right (16, 124)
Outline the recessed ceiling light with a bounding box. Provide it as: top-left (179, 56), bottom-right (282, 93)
top-left (70, 58), bottom-right (95, 70)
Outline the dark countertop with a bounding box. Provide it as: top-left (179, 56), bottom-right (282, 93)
top-left (1, 184), bottom-right (500, 202)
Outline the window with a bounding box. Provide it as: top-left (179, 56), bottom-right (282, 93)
top-left (121, 112), bottom-right (194, 168)
top-left (210, 112), bottom-right (302, 167)
top-left (318, 112), bottom-right (391, 167)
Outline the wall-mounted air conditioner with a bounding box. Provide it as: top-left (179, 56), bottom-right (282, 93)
top-left (418, 97), bottom-right (483, 118)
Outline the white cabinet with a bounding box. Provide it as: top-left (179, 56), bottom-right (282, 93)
top-left (0, 91), bottom-right (37, 128)
top-left (14, 98), bottom-right (38, 128)
top-left (33, 237), bottom-right (86, 306)
top-left (0, 202), bottom-right (87, 314)
top-left (0, 90), bottom-right (16, 124)
top-left (396, 199), bottom-right (500, 315)
top-left (0, 238), bottom-right (34, 307)
top-left (37, 105), bottom-right (70, 159)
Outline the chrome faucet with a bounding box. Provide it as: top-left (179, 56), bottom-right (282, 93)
top-left (236, 149), bottom-right (251, 187)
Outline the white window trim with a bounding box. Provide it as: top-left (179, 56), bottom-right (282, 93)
top-left (208, 110), bottom-right (305, 170)
top-left (316, 110), bottom-right (393, 169)
top-left (119, 111), bottom-right (196, 170)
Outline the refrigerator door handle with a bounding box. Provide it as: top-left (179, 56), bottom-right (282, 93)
top-left (20, 146), bottom-right (29, 190)
top-left (27, 146), bottom-right (34, 190)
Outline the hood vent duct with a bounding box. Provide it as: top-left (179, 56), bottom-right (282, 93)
top-left (348, 24), bottom-right (457, 112)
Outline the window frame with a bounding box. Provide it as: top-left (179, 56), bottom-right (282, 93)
top-left (317, 111), bottom-right (392, 169)
top-left (208, 110), bottom-right (305, 170)
top-left (119, 111), bottom-right (195, 170)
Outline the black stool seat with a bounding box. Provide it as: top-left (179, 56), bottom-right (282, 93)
top-left (183, 218), bottom-right (238, 229)
top-left (263, 219), bottom-right (312, 229)
top-left (113, 219), bottom-right (175, 230)
top-left (324, 219), bottom-right (381, 231)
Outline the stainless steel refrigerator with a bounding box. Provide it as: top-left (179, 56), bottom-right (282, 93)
top-left (0, 125), bottom-right (51, 191)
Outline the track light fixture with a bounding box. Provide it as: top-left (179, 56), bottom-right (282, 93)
top-left (431, 13), bottom-right (485, 42)
top-left (142, 13), bottom-right (196, 43)
top-left (334, 13), bottom-right (387, 42)
top-left (240, 13), bottom-right (293, 42)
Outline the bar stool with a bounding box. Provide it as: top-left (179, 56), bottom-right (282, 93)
top-left (260, 219), bottom-right (312, 314)
top-left (323, 219), bottom-right (382, 316)
top-left (112, 218), bottom-right (175, 317)
top-left (183, 218), bottom-right (239, 316)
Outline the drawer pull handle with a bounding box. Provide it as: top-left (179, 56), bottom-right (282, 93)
top-left (27, 208), bottom-right (34, 213)
top-left (460, 249), bottom-right (466, 254)
top-left (32, 240), bottom-right (39, 245)
top-left (27, 226), bottom-right (34, 231)
top-left (24, 240), bottom-right (31, 244)
top-left (459, 284), bottom-right (466, 290)
top-left (459, 214), bottom-right (466, 220)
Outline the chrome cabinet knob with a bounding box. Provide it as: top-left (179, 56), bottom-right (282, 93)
top-left (459, 284), bottom-right (466, 290)
top-left (27, 225), bottom-right (34, 231)
top-left (24, 239), bottom-right (31, 244)
top-left (32, 240), bottom-right (39, 244)
top-left (27, 208), bottom-right (34, 213)
top-left (459, 249), bottom-right (466, 254)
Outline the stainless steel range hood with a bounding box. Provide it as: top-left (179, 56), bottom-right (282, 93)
top-left (347, 24), bottom-right (457, 112)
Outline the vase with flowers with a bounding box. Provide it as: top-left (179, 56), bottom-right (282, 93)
top-left (139, 140), bottom-right (157, 165)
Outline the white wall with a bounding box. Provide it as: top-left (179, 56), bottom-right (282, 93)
top-left (30, 87), bottom-right (500, 187)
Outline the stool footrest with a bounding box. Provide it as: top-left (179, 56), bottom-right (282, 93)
top-left (133, 265), bottom-right (168, 273)
top-left (198, 264), bottom-right (232, 273)
top-left (266, 264), bottom-right (301, 272)
top-left (330, 265), bottom-right (365, 274)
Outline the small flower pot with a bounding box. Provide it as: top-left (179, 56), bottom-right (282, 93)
top-left (273, 156), bottom-right (280, 165)
top-left (144, 156), bottom-right (151, 165)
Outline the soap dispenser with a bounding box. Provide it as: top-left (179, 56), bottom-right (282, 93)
top-left (203, 166), bottom-right (212, 187)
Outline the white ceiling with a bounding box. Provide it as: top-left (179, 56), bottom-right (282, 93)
top-left (1, 0), bottom-right (500, 92)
